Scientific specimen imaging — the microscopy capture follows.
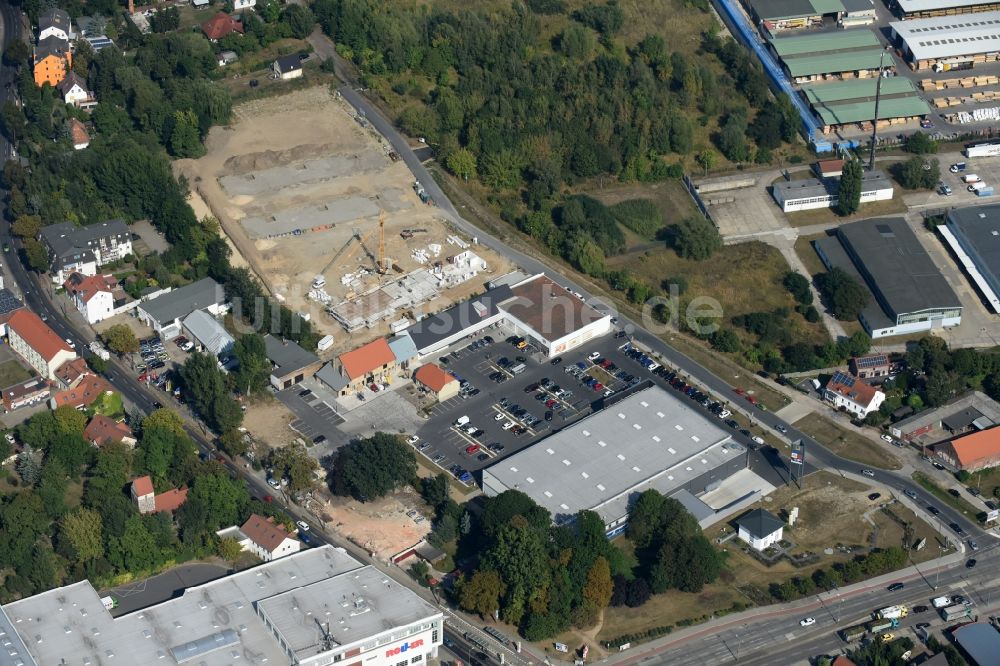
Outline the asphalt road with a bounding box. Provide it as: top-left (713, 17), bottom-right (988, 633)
top-left (633, 542), bottom-right (1000, 665)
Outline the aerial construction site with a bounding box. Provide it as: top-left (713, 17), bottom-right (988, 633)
top-left (175, 86), bottom-right (510, 351)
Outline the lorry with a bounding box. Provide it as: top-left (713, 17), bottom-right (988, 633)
top-left (89, 341), bottom-right (111, 361)
top-left (875, 606), bottom-right (909, 620)
top-left (977, 186), bottom-right (995, 197)
top-left (949, 162), bottom-right (967, 173)
top-left (941, 604), bottom-right (973, 621)
top-left (868, 617), bottom-right (901, 634)
top-left (968, 181), bottom-right (987, 192)
top-left (839, 623), bottom-right (869, 642)
top-left (931, 596), bottom-right (952, 609)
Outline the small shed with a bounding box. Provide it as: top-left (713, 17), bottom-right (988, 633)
top-left (218, 50), bottom-right (238, 66)
top-left (735, 508), bottom-right (784, 552)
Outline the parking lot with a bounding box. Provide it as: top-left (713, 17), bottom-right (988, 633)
top-left (276, 381), bottom-right (346, 446)
top-left (404, 331), bottom-right (797, 488)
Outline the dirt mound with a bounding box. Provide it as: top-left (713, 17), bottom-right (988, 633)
top-left (222, 143), bottom-right (340, 175)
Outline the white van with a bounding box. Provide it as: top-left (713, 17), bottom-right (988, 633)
top-left (962, 173), bottom-right (981, 184)
top-left (454, 415), bottom-right (470, 427)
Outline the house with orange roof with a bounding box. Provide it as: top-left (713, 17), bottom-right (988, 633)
top-left (933, 425), bottom-right (1000, 472)
top-left (217, 513), bottom-right (300, 561)
top-left (6, 309), bottom-right (77, 380)
top-left (84, 414), bottom-right (136, 448)
top-left (33, 35), bottom-right (71, 87)
top-left (823, 371), bottom-right (885, 418)
top-left (201, 12), bottom-right (243, 41)
top-left (337, 337), bottom-right (397, 392)
top-left (130, 475), bottom-right (188, 514)
top-left (48, 374), bottom-right (113, 410)
top-left (414, 363), bottom-right (459, 402)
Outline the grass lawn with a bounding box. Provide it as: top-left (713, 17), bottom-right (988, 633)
top-left (912, 471), bottom-right (982, 522)
top-left (0, 360), bottom-right (32, 388)
top-left (792, 413), bottom-right (902, 470)
top-left (794, 233), bottom-right (831, 277)
top-left (968, 466), bottom-right (1000, 499)
top-left (588, 180), bottom-right (698, 230)
top-left (89, 392), bottom-right (125, 420)
top-left (870, 502), bottom-right (948, 564)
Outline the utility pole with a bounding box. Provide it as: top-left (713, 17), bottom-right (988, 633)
top-left (868, 47), bottom-right (890, 171)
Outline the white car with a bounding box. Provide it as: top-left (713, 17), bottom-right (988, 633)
top-left (751, 435), bottom-right (765, 445)
top-left (880, 434), bottom-right (893, 443)
top-left (588, 351), bottom-right (601, 361)
top-left (494, 412), bottom-right (505, 421)
top-left (296, 521), bottom-right (310, 532)
top-left (502, 421), bottom-right (515, 431)
top-left (267, 477), bottom-right (280, 489)
top-left (65, 338), bottom-right (76, 349)
top-left (862, 469), bottom-right (876, 478)
top-left (406, 435), bottom-right (420, 444)
top-left (799, 617), bottom-right (816, 627)
top-left (718, 409), bottom-right (731, 419)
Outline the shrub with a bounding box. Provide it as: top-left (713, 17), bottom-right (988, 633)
top-left (609, 199), bottom-right (663, 239)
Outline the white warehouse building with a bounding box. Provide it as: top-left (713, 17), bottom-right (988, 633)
top-left (0, 546), bottom-right (444, 666)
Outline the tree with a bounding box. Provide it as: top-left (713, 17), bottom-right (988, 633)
top-left (23, 238), bottom-right (50, 272)
top-left (178, 472), bottom-right (249, 535)
top-left (482, 521), bottom-right (551, 625)
top-left (330, 433), bottom-right (416, 501)
top-left (627, 489), bottom-right (667, 549)
top-left (60, 508), bottom-right (104, 562)
top-left (216, 537), bottom-right (244, 563)
top-left (103, 324), bottom-right (140, 355)
top-left (815, 267), bottom-right (870, 320)
top-left (480, 490), bottom-right (552, 539)
top-left (836, 159), bottom-right (862, 216)
top-left (110, 514), bottom-right (158, 572)
top-left (696, 149), bottom-right (717, 175)
top-left (282, 4), bottom-right (315, 38)
top-left (268, 442), bottom-right (319, 494)
top-left (666, 215), bottom-right (721, 260)
top-left (459, 570), bottom-right (505, 617)
top-left (905, 132), bottom-right (938, 155)
top-left (582, 556), bottom-right (613, 609)
top-left (11, 214), bottom-right (41, 239)
top-left (446, 148), bottom-right (477, 181)
top-left (896, 157), bottom-right (939, 190)
top-left (419, 473), bottom-right (450, 509)
top-left (233, 333), bottom-right (270, 395)
top-left (169, 109), bottom-right (203, 158)
top-left (783, 271), bottom-right (813, 305)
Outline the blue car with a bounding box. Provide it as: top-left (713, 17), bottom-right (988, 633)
top-left (459, 472), bottom-right (473, 483)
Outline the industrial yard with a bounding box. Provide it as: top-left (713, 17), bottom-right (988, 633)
top-left (174, 86), bottom-right (510, 350)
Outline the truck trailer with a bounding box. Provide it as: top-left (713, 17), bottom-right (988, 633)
top-left (875, 606), bottom-right (909, 620)
top-left (941, 604), bottom-right (972, 621)
top-left (868, 617), bottom-right (901, 634)
top-left (839, 624), bottom-right (869, 642)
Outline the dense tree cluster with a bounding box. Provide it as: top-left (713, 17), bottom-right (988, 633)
top-left (179, 352), bottom-right (244, 435)
top-left (328, 432), bottom-right (417, 501)
top-left (836, 159), bottom-right (862, 216)
top-left (450, 489), bottom-right (721, 640)
top-left (894, 157), bottom-right (940, 190)
top-left (0, 406), bottom-right (270, 602)
top-left (815, 267), bottom-right (870, 320)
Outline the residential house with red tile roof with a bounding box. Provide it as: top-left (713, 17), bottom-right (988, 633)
top-left (413, 363), bottom-right (459, 402)
top-left (84, 414), bottom-right (136, 448)
top-left (6, 310), bottom-right (77, 380)
top-left (219, 514), bottom-right (300, 561)
top-left (54, 357), bottom-right (90, 389)
top-left (201, 12), bottom-right (243, 41)
top-left (48, 374), bottom-right (113, 410)
top-left (934, 425), bottom-right (1000, 472)
top-left (64, 272), bottom-right (129, 324)
top-left (130, 475), bottom-right (188, 514)
top-left (67, 118), bottom-right (89, 150)
top-left (823, 371), bottom-right (885, 418)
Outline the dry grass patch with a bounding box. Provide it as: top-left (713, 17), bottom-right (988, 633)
top-left (792, 413), bottom-right (902, 470)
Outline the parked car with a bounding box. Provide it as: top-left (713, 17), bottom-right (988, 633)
top-left (886, 582), bottom-right (904, 592)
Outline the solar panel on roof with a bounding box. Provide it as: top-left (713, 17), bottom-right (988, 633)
top-left (831, 371), bottom-right (856, 387)
top-left (855, 354), bottom-right (888, 369)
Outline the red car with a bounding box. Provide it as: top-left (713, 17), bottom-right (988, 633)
top-left (465, 443), bottom-right (480, 454)
top-left (545, 398), bottom-right (557, 408)
top-left (369, 383), bottom-right (380, 392)
top-left (592, 382), bottom-right (604, 391)
top-left (262, 494), bottom-right (274, 503)
top-left (734, 387), bottom-right (745, 395)
top-left (746, 395), bottom-right (758, 405)
top-left (600, 359), bottom-right (612, 369)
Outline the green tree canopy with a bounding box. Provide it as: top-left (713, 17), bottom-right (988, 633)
top-left (665, 215), bottom-right (721, 260)
top-left (102, 324), bottom-right (140, 355)
top-left (816, 267), bottom-right (870, 320)
top-left (836, 159), bottom-right (862, 216)
top-left (330, 433), bottom-right (416, 501)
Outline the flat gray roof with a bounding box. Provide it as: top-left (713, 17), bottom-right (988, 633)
top-left (836, 217), bottom-right (962, 317)
top-left (139, 277), bottom-right (224, 326)
top-left (892, 11), bottom-right (1000, 61)
top-left (775, 170), bottom-right (892, 202)
top-left (257, 566), bottom-right (442, 661)
top-left (954, 622), bottom-right (1000, 666)
top-left (264, 334), bottom-right (319, 377)
top-left (404, 285), bottom-right (512, 353)
top-left (898, 0), bottom-right (999, 13)
top-left (482, 386), bottom-right (743, 526)
top-left (948, 205), bottom-right (1000, 285)
top-left (814, 234), bottom-right (894, 331)
top-left (183, 309), bottom-right (234, 357)
top-left (2, 546), bottom-right (363, 666)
